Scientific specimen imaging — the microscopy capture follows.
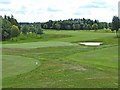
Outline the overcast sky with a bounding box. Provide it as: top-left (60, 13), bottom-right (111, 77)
top-left (0, 0), bottom-right (119, 22)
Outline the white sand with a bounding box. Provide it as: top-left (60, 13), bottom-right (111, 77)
top-left (80, 42), bottom-right (102, 46)
top-left (36, 62), bottom-right (38, 65)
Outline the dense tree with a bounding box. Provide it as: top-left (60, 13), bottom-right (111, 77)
top-left (52, 21), bottom-right (57, 29)
top-left (1, 15), bottom-right (21, 40)
top-left (36, 28), bottom-right (43, 34)
top-left (35, 24), bottom-right (43, 34)
top-left (41, 18), bottom-right (108, 30)
top-left (11, 25), bottom-right (20, 39)
top-left (0, 16), bottom-right (3, 40)
top-left (72, 24), bottom-right (76, 30)
top-left (86, 24), bottom-right (92, 30)
top-left (65, 25), bottom-right (71, 30)
top-left (92, 23), bottom-right (98, 31)
top-left (104, 23), bottom-right (109, 29)
top-left (29, 25), bottom-right (36, 33)
top-left (20, 23), bottom-right (43, 35)
top-left (112, 16), bottom-right (119, 37)
top-left (4, 15), bottom-right (20, 29)
top-left (2, 19), bottom-right (12, 40)
top-left (43, 24), bottom-right (48, 29)
top-left (21, 25), bottom-right (29, 34)
top-left (47, 20), bottom-right (53, 29)
top-left (55, 23), bottom-right (61, 30)
top-left (72, 24), bottom-right (80, 30)
top-left (1, 15), bottom-right (45, 41)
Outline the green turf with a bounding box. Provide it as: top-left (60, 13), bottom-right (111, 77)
top-left (2, 55), bottom-right (40, 78)
top-left (2, 41), bottom-right (77, 48)
top-left (2, 30), bottom-right (118, 88)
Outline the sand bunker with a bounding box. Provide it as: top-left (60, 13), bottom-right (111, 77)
top-left (80, 42), bottom-right (102, 46)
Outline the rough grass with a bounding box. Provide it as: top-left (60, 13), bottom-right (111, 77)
top-left (2, 30), bottom-right (118, 88)
top-left (2, 33), bottom-right (72, 44)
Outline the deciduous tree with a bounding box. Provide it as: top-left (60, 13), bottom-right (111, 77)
top-left (11, 25), bottom-right (20, 39)
top-left (112, 16), bottom-right (119, 37)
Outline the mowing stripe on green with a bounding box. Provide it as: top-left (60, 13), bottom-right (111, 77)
top-left (2, 41), bottom-right (77, 49)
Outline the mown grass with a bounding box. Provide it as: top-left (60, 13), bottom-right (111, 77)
top-left (2, 55), bottom-right (40, 78)
top-left (2, 30), bottom-right (118, 88)
top-left (2, 41), bottom-right (77, 48)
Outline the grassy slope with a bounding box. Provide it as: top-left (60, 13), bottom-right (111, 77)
top-left (2, 30), bottom-right (118, 88)
top-left (2, 30), bottom-right (117, 48)
top-left (2, 33), bottom-right (72, 44)
top-left (44, 30), bottom-right (117, 45)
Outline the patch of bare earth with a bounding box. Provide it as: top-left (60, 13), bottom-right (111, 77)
top-left (62, 63), bottom-right (87, 71)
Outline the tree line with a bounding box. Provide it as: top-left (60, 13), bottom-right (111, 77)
top-left (41, 18), bottom-right (110, 30)
top-left (0, 15), bottom-right (119, 41)
top-left (41, 16), bottom-right (119, 37)
top-left (0, 15), bottom-right (43, 41)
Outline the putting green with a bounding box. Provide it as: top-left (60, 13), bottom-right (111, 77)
top-left (2, 41), bottom-right (77, 49)
top-left (2, 55), bottom-right (40, 78)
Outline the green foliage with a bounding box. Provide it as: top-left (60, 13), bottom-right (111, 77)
top-left (35, 24), bottom-right (43, 34)
top-left (112, 16), bottom-right (120, 37)
top-left (92, 23), bottom-right (98, 31)
top-left (112, 16), bottom-right (119, 32)
top-left (41, 18), bottom-right (109, 30)
top-left (111, 16), bottom-right (120, 38)
top-left (86, 24), bottom-right (92, 30)
top-left (55, 23), bottom-right (61, 30)
top-left (65, 25), bottom-right (71, 30)
top-left (0, 16), bottom-right (3, 40)
top-left (11, 25), bottom-right (20, 38)
top-left (1, 15), bottom-right (20, 40)
top-left (36, 28), bottom-right (43, 34)
top-left (0, 16), bottom-right (2, 29)
top-left (21, 24), bottom-right (43, 35)
top-left (2, 19), bottom-right (12, 40)
top-left (72, 24), bottom-right (80, 30)
top-left (29, 25), bottom-right (36, 33)
top-left (43, 24), bottom-right (48, 29)
top-left (21, 25), bottom-right (29, 34)
top-left (8, 15), bottom-right (20, 29)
